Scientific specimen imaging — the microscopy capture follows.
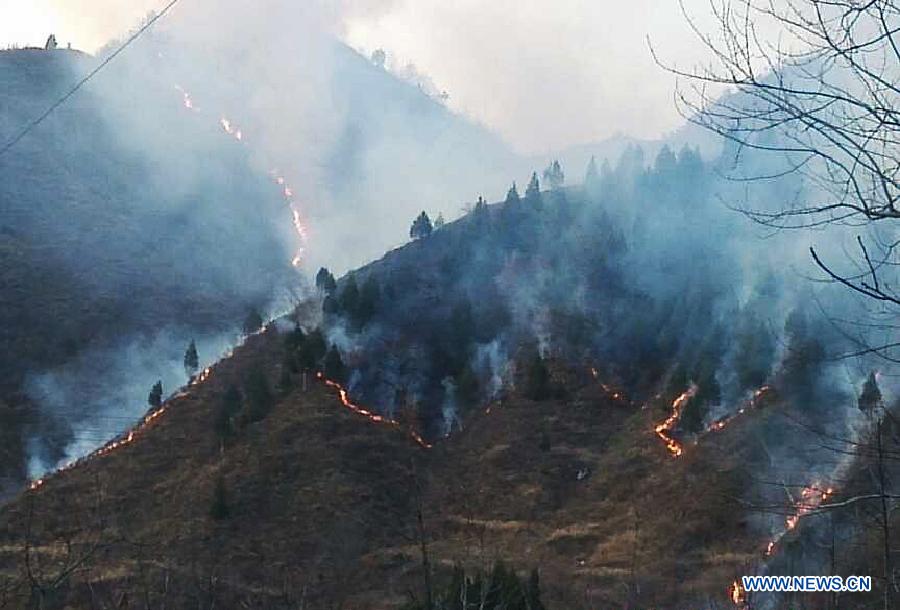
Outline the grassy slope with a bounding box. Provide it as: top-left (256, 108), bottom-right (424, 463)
top-left (0, 316), bottom-right (764, 609)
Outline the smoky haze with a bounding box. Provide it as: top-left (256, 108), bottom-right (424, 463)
top-left (1, 0), bottom-right (546, 485)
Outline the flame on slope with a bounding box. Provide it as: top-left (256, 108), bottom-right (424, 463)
top-left (316, 372), bottom-right (431, 449)
top-left (28, 370), bottom-right (216, 491)
top-left (171, 83), bottom-right (307, 267)
top-left (731, 580), bottom-right (745, 606)
top-left (589, 367), bottom-right (628, 403)
top-left (28, 326), bottom-right (277, 492)
top-left (174, 84), bottom-right (196, 110)
top-left (765, 484), bottom-right (834, 556)
top-left (727, 483), bottom-right (836, 608)
top-left (654, 383), bottom-right (699, 457)
top-left (707, 385), bottom-right (773, 433)
top-left (219, 117), bottom-right (243, 141)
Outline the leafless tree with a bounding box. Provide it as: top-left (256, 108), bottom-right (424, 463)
top-left (656, 0), bottom-right (900, 355)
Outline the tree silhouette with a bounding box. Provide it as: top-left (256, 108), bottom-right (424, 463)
top-left (184, 340), bottom-right (199, 378)
top-left (525, 350), bottom-right (552, 400)
top-left (323, 344), bottom-right (347, 384)
top-left (315, 267), bottom-right (337, 295)
top-left (542, 160), bottom-right (564, 189)
top-left (525, 172), bottom-right (541, 203)
top-left (505, 183), bottom-right (520, 205)
top-left (585, 156), bottom-right (600, 192)
top-left (147, 380), bottom-right (163, 409)
top-left (410, 211), bottom-right (434, 240)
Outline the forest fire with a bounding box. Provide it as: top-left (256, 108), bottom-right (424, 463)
top-left (764, 484), bottom-right (834, 556)
top-left (219, 117), bottom-right (243, 141)
top-left (731, 580), bottom-right (745, 606)
top-left (727, 483), bottom-right (838, 607)
top-left (316, 373), bottom-right (431, 448)
top-left (654, 383), bottom-right (699, 457)
top-left (785, 486), bottom-right (834, 531)
top-left (28, 400), bottom-right (173, 491)
top-left (171, 82), bottom-right (307, 267)
top-left (26, 324), bottom-right (279, 493)
top-left (707, 385), bottom-right (773, 433)
top-left (174, 84), bottom-right (196, 110)
top-left (589, 367), bottom-right (628, 403)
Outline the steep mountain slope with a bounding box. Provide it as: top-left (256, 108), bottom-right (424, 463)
top-left (0, 317), bottom-right (758, 609)
top-left (0, 47), bottom-right (298, 491)
top-left (0, 35), bottom-right (521, 494)
top-left (3, 172), bottom-right (895, 608)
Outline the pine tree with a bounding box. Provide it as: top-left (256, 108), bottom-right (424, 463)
top-left (859, 371), bottom-right (883, 414)
top-left (542, 160), bottom-right (564, 189)
top-left (315, 267), bottom-right (337, 295)
top-left (184, 340), bottom-right (199, 378)
top-left (525, 172), bottom-right (541, 202)
top-left (410, 211), bottom-right (434, 240)
top-left (434, 213), bottom-right (445, 230)
top-left (147, 380), bottom-right (163, 409)
top-left (242, 309), bottom-right (264, 335)
top-left (525, 350), bottom-right (552, 400)
top-left (505, 182), bottom-right (520, 205)
top-left (323, 344), bottom-right (347, 383)
top-left (585, 155), bottom-right (600, 191)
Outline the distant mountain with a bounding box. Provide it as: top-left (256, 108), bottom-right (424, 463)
top-left (0, 34), bottom-right (527, 492)
top-left (2, 172), bottom-right (891, 608)
top-left (0, 48), bottom-right (296, 490)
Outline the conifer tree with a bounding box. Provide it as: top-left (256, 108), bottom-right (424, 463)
top-left (323, 344), bottom-right (347, 383)
top-left (505, 182), bottom-right (520, 205)
top-left (147, 380), bottom-right (163, 409)
top-left (525, 172), bottom-right (541, 202)
top-left (184, 340), bottom-right (199, 378)
top-left (585, 155), bottom-right (600, 191)
top-left (315, 267), bottom-right (337, 295)
top-left (434, 213), bottom-right (445, 230)
top-left (859, 371), bottom-right (883, 414)
top-left (542, 160), bottom-right (564, 189)
top-left (242, 309), bottom-right (264, 336)
top-left (409, 211), bottom-right (434, 240)
top-left (525, 350), bottom-right (551, 400)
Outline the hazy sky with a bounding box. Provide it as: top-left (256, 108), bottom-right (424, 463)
top-left (0, 0), bottom-right (721, 153)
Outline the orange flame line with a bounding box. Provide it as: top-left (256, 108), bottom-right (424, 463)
top-left (316, 373), bottom-right (431, 448)
top-left (654, 384), bottom-right (699, 457)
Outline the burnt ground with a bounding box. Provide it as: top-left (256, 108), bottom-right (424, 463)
top-left (0, 322), bottom-right (775, 610)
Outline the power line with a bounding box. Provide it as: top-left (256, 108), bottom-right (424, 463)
top-left (0, 0), bottom-right (182, 158)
